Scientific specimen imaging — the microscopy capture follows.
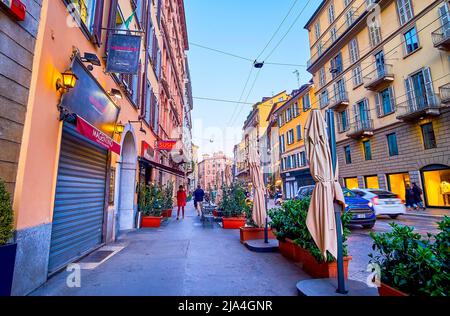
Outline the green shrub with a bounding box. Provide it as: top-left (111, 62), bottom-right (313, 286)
top-left (220, 182), bottom-right (249, 218)
top-left (138, 184), bottom-right (162, 217)
top-left (162, 182), bottom-right (174, 209)
top-left (268, 198), bottom-right (351, 263)
top-left (369, 217), bottom-right (450, 296)
top-left (0, 180), bottom-right (14, 246)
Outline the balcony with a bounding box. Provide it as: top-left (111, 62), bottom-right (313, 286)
top-left (329, 91), bottom-right (350, 111)
top-left (432, 24), bottom-right (450, 50)
top-left (347, 119), bottom-right (374, 139)
top-left (440, 84), bottom-right (450, 104)
top-left (364, 64), bottom-right (394, 91)
top-left (396, 93), bottom-right (446, 121)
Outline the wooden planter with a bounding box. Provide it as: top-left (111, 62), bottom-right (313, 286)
top-left (378, 283), bottom-right (408, 296)
top-left (161, 209), bottom-right (173, 218)
top-left (278, 238), bottom-right (351, 279)
top-left (239, 226), bottom-right (275, 243)
top-left (222, 217), bottom-right (246, 229)
top-left (141, 216), bottom-right (163, 228)
top-left (0, 243), bottom-right (17, 296)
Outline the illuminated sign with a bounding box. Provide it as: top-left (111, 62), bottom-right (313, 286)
top-left (155, 140), bottom-right (177, 151)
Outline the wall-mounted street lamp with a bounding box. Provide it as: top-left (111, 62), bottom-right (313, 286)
top-left (129, 119), bottom-right (146, 135)
top-left (108, 88), bottom-right (123, 100)
top-left (114, 122), bottom-right (125, 135)
top-left (56, 70), bottom-right (78, 93)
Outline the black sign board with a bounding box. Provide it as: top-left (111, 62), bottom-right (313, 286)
top-left (106, 33), bottom-right (141, 74)
top-left (60, 57), bottom-right (120, 137)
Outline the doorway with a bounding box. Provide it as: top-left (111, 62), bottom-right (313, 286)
top-left (421, 164), bottom-right (450, 208)
top-left (118, 132), bottom-right (137, 232)
top-left (387, 173), bottom-right (410, 202)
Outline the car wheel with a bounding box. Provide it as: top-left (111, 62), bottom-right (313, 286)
top-left (362, 224), bottom-right (375, 229)
top-left (389, 215), bottom-right (400, 219)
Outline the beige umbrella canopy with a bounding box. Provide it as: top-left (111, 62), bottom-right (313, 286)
top-left (249, 146), bottom-right (267, 228)
top-left (304, 109), bottom-right (346, 259)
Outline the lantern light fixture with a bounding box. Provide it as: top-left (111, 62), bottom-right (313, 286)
top-left (115, 122), bottom-right (125, 134)
top-left (56, 71), bottom-right (78, 92)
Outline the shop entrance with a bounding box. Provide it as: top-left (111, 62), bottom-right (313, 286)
top-left (387, 173), bottom-right (410, 202)
top-left (422, 164), bottom-right (450, 208)
top-left (344, 177), bottom-right (359, 189)
top-left (365, 175), bottom-right (379, 189)
top-left (117, 132), bottom-right (137, 231)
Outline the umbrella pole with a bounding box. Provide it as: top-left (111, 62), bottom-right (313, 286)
top-left (326, 109), bottom-right (348, 295)
top-left (264, 194), bottom-right (269, 244)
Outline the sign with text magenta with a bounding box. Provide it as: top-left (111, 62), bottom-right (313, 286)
top-left (106, 33), bottom-right (141, 74)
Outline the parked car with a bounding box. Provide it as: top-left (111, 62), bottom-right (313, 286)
top-left (352, 188), bottom-right (406, 219)
top-left (295, 185), bottom-right (376, 229)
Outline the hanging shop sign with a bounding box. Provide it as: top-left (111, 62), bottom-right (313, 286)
top-left (60, 57), bottom-right (120, 137)
top-left (155, 140), bottom-right (177, 151)
top-left (106, 33), bottom-right (141, 74)
top-left (0, 0), bottom-right (26, 21)
top-left (76, 116), bottom-right (121, 155)
top-left (141, 141), bottom-right (155, 160)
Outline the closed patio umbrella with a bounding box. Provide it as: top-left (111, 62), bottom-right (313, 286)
top-left (249, 146), bottom-right (266, 228)
top-left (304, 109), bottom-right (345, 260)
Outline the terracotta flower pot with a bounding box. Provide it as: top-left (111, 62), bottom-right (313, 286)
top-left (141, 216), bottom-right (163, 228)
top-left (378, 283), bottom-right (408, 296)
top-left (301, 249), bottom-right (352, 279)
top-left (222, 217), bottom-right (246, 229)
top-left (278, 238), bottom-right (296, 261)
top-left (239, 226), bottom-right (275, 243)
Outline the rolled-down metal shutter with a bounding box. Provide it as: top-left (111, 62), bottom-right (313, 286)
top-left (48, 125), bottom-right (108, 274)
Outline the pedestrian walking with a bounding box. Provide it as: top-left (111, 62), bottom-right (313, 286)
top-left (193, 185), bottom-right (205, 216)
top-left (177, 185), bottom-right (187, 220)
top-left (405, 184), bottom-right (417, 211)
top-left (412, 182), bottom-right (426, 211)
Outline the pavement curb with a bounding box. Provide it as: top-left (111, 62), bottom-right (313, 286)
top-left (403, 213), bottom-right (446, 220)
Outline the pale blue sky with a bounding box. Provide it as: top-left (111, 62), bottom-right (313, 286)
top-left (184, 0), bottom-right (321, 158)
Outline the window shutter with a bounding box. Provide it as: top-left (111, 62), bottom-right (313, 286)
top-left (422, 67), bottom-right (435, 106)
top-left (389, 86), bottom-right (396, 111)
top-left (375, 93), bottom-right (382, 117)
top-left (405, 78), bottom-right (415, 110)
top-left (92, 0), bottom-right (105, 47)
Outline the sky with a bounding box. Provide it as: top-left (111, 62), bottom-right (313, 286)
top-left (184, 0), bottom-right (321, 159)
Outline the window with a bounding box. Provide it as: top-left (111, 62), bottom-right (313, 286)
top-left (404, 27), bottom-right (419, 55)
top-left (314, 22), bottom-right (321, 40)
top-left (293, 103), bottom-right (300, 117)
top-left (296, 124), bottom-right (302, 141)
top-left (286, 107), bottom-right (293, 121)
top-left (300, 152), bottom-right (307, 166)
top-left (319, 67), bottom-right (326, 87)
top-left (328, 3), bottom-right (335, 24)
top-left (279, 135), bottom-right (286, 153)
top-left (363, 140), bottom-right (372, 160)
top-left (349, 39), bottom-right (359, 63)
top-left (375, 87), bottom-right (395, 116)
top-left (397, 0), bottom-right (414, 26)
top-left (302, 94), bottom-right (311, 111)
top-left (344, 0), bottom-right (351, 6)
top-left (338, 109), bottom-right (350, 132)
top-left (387, 133), bottom-right (399, 156)
top-left (317, 41), bottom-right (323, 56)
top-left (405, 68), bottom-right (434, 110)
top-left (287, 130), bottom-right (295, 145)
top-left (109, 167), bottom-right (116, 205)
top-left (344, 145), bottom-right (352, 164)
top-left (346, 8), bottom-right (355, 27)
top-left (330, 27), bottom-right (338, 43)
top-left (421, 123), bottom-right (437, 150)
top-left (320, 90), bottom-right (329, 108)
top-left (352, 65), bottom-right (363, 87)
top-left (369, 23), bottom-right (382, 46)
top-left (345, 177), bottom-right (359, 190)
top-left (69, 0), bottom-right (98, 32)
top-left (330, 52), bottom-right (343, 78)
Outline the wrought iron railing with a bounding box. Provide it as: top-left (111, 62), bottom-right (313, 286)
top-left (364, 64), bottom-right (394, 86)
top-left (396, 93), bottom-right (442, 117)
top-left (432, 23), bottom-right (450, 47)
top-left (348, 118), bottom-right (374, 135)
top-left (439, 84), bottom-right (450, 103)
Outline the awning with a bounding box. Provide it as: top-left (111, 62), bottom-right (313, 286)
top-left (139, 157), bottom-right (185, 178)
top-left (76, 116), bottom-right (121, 155)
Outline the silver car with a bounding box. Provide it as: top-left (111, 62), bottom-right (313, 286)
top-left (352, 189), bottom-right (406, 219)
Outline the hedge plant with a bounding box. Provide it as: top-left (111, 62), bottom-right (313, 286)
top-left (220, 182), bottom-right (250, 218)
top-left (138, 184), bottom-right (162, 217)
top-left (0, 180), bottom-right (14, 246)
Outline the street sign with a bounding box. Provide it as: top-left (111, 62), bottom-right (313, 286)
top-left (106, 33), bottom-right (141, 74)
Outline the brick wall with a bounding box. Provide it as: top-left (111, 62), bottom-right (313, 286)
top-left (0, 0), bottom-right (43, 196)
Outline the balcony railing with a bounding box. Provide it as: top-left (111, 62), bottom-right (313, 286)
top-left (347, 119), bottom-right (374, 139)
top-left (440, 83), bottom-right (450, 104)
top-left (432, 23), bottom-right (450, 50)
top-left (396, 93), bottom-right (445, 121)
top-left (337, 116), bottom-right (350, 134)
top-left (364, 64), bottom-right (394, 91)
top-left (329, 91), bottom-right (350, 111)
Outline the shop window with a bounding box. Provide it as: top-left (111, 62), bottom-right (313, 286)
top-left (421, 123), bottom-right (437, 150)
top-left (388, 173), bottom-right (410, 202)
top-left (365, 175), bottom-right (379, 189)
top-left (345, 177), bottom-right (359, 189)
top-left (423, 167), bottom-right (450, 207)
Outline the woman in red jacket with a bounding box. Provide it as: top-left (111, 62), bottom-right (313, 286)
top-left (177, 185), bottom-right (187, 220)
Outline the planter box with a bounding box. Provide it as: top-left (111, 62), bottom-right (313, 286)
top-left (0, 243), bottom-right (17, 296)
top-left (161, 209), bottom-right (173, 218)
top-left (278, 238), bottom-right (351, 279)
top-left (378, 283), bottom-right (408, 297)
top-left (239, 227), bottom-right (275, 243)
top-left (141, 216), bottom-right (163, 228)
top-left (222, 217), bottom-right (246, 229)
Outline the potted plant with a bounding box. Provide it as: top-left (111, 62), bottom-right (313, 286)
top-left (269, 199), bottom-right (352, 279)
top-left (161, 182), bottom-right (174, 218)
top-left (139, 184), bottom-right (163, 228)
top-left (0, 180), bottom-right (16, 296)
top-left (239, 196), bottom-right (275, 243)
top-left (369, 217), bottom-right (449, 296)
top-left (220, 183), bottom-right (247, 229)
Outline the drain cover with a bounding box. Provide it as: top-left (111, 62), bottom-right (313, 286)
top-left (80, 250), bottom-right (114, 263)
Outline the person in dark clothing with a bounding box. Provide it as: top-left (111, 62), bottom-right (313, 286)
top-left (193, 185), bottom-right (205, 216)
top-left (405, 184), bottom-right (417, 211)
top-left (412, 183), bottom-right (426, 211)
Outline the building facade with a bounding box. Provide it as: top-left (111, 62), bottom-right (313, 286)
top-left (273, 84), bottom-right (316, 199)
top-left (198, 152), bottom-right (232, 191)
top-left (305, 0), bottom-right (450, 208)
top-left (8, 0), bottom-right (192, 296)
